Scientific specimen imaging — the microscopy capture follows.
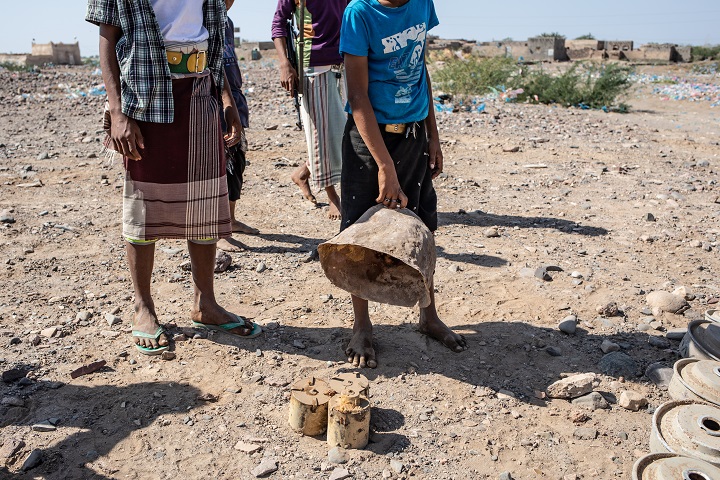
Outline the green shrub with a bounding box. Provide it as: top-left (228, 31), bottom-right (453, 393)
top-left (692, 45), bottom-right (720, 61)
top-left (0, 62), bottom-right (34, 72)
top-left (433, 56), bottom-right (517, 97)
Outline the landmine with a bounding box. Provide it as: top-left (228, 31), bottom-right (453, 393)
top-left (288, 377), bottom-right (332, 436)
top-left (327, 394), bottom-right (371, 449)
top-left (632, 453), bottom-right (720, 480)
top-left (680, 320), bottom-right (720, 361)
top-left (650, 400), bottom-right (720, 466)
top-left (669, 359), bottom-right (720, 407)
top-left (328, 372), bottom-right (370, 398)
top-left (318, 205), bottom-right (435, 308)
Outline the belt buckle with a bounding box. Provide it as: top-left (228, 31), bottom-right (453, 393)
top-left (385, 123), bottom-right (405, 134)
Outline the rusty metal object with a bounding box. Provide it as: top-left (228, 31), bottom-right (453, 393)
top-left (632, 453), bottom-right (720, 480)
top-left (318, 205), bottom-right (435, 308)
top-left (669, 359), bottom-right (720, 407)
top-left (327, 394), bottom-right (371, 449)
top-left (651, 400), bottom-right (720, 466)
top-left (70, 360), bottom-right (107, 379)
top-left (328, 372), bottom-right (370, 398)
top-left (680, 320), bottom-right (720, 361)
top-left (288, 377), bottom-right (332, 436)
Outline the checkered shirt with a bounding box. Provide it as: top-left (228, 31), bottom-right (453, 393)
top-left (86, 0), bottom-right (226, 124)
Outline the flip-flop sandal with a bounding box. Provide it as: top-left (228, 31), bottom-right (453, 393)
top-left (132, 327), bottom-right (170, 356)
top-left (192, 314), bottom-right (262, 339)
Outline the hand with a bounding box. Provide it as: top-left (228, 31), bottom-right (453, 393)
top-left (223, 105), bottom-right (243, 147)
top-left (279, 62), bottom-right (298, 94)
top-left (110, 111), bottom-right (144, 161)
top-left (428, 135), bottom-right (443, 179)
top-left (376, 166), bottom-right (408, 209)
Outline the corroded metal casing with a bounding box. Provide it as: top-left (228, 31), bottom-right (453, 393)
top-left (328, 372), bottom-right (370, 398)
top-left (632, 453), bottom-right (720, 480)
top-left (680, 320), bottom-right (720, 361)
top-left (318, 205), bottom-right (436, 308)
top-left (327, 395), bottom-right (371, 450)
top-left (669, 359), bottom-right (720, 406)
top-left (706, 309), bottom-right (720, 323)
top-left (288, 377), bottom-right (332, 436)
top-left (650, 400), bottom-right (720, 466)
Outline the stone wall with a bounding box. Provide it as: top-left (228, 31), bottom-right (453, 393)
top-left (30, 42), bottom-right (81, 65)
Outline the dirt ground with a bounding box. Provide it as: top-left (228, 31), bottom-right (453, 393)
top-left (0, 60), bottom-right (719, 480)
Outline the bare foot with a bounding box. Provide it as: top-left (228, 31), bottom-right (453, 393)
top-left (191, 303), bottom-right (258, 337)
top-left (419, 310), bottom-right (467, 352)
top-left (232, 220), bottom-right (259, 235)
top-left (326, 186), bottom-right (341, 220)
top-left (346, 323), bottom-right (377, 368)
top-left (291, 164), bottom-right (317, 204)
top-left (217, 237), bottom-right (247, 252)
top-left (132, 303), bottom-right (169, 349)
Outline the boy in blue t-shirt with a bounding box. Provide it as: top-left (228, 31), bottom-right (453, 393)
top-left (339, 0), bottom-right (467, 368)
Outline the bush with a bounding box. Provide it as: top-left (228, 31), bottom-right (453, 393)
top-left (433, 56), bottom-right (518, 97)
top-left (0, 62), bottom-right (34, 72)
top-left (692, 45), bottom-right (720, 61)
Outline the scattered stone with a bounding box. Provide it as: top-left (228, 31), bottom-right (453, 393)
top-left (32, 421), bottom-right (56, 432)
top-left (666, 328), bottom-right (687, 341)
top-left (37, 152), bottom-right (50, 160)
top-left (534, 267), bottom-right (552, 281)
top-left (498, 472), bottom-right (513, 480)
top-left (558, 315), bottom-right (577, 334)
top-left (256, 262), bottom-right (267, 273)
top-left (570, 271), bottom-right (583, 279)
top-left (76, 310), bottom-right (92, 322)
top-left (21, 449), bottom-right (42, 471)
top-left (545, 346), bottom-right (562, 357)
top-left (546, 373), bottom-right (596, 399)
top-left (105, 313), bottom-right (121, 326)
top-left (571, 392), bottom-right (609, 411)
top-left (2, 367), bottom-right (29, 383)
top-left (390, 459), bottom-right (404, 474)
top-left (596, 302), bottom-right (619, 317)
top-left (251, 456), bottom-right (278, 477)
top-left (328, 447), bottom-right (347, 464)
top-left (645, 362), bottom-right (673, 389)
top-left (644, 213), bottom-right (656, 222)
top-left (41, 326), bottom-right (59, 338)
top-left (0, 210), bottom-right (15, 224)
top-left (234, 441), bottom-right (262, 454)
top-left (618, 391), bottom-right (648, 411)
top-left (503, 146), bottom-right (520, 153)
top-left (672, 286), bottom-right (694, 301)
top-left (599, 352), bottom-right (638, 378)
top-left (600, 339), bottom-right (620, 354)
top-left (483, 227), bottom-right (500, 238)
top-left (648, 336), bottom-right (670, 349)
top-left (573, 427), bottom-right (598, 440)
top-left (161, 351), bottom-right (176, 361)
top-left (292, 340), bottom-right (306, 349)
top-left (1, 396), bottom-right (25, 407)
top-left (70, 360), bottom-right (107, 379)
top-left (100, 330), bottom-right (120, 339)
top-left (214, 251), bottom-right (232, 273)
top-left (646, 290), bottom-right (688, 315)
top-left (173, 333), bottom-right (188, 342)
top-left (0, 438), bottom-right (25, 460)
top-left (329, 468), bottom-right (352, 480)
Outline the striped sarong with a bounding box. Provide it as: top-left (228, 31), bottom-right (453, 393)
top-left (300, 66), bottom-right (346, 190)
top-left (122, 74), bottom-right (231, 241)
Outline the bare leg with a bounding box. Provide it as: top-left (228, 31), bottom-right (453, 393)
top-left (345, 295), bottom-right (377, 368)
top-left (229, 200), bottom-right (259, 235)
top-left (187, 241), bottom-right (256, 335)
top-left (326, 185), bottom-right (341, 220)
top-left (418, 278), bottom-right (467, 352)
top-left (126, 242), bottom-right (168, 349)
top-left (291, 164), bottom-right (317, 204)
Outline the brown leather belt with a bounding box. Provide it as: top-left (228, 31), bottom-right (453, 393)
top-left (167, 50), bottom-right (207, 74)
top-left (383, 123), bottom-right (406, 134)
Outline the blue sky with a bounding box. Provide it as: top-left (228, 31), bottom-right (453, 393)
top-left (2, 0), bottom-right (718, 56)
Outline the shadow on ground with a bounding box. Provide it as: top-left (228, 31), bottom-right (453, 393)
top-left (438, 211), bottom-right (609, 237)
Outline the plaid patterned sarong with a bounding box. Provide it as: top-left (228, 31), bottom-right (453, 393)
top-left (122, 74), bottom-right (231, 241)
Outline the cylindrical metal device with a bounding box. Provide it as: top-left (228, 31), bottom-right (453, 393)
top-left (632, 453), bottom-right (720, 480)
top-left (651, 400), bottom-right (720, 466)
top-left (327, 394), bottom-right (371, 449)
top-left (288, 377), bottom-right (332, 436)
top-left (669, 359), bottom-right (720, 406)
top-left (328, 372), bottom-right (370, 398)
top-left (680, 320), bottom-right (720, 361)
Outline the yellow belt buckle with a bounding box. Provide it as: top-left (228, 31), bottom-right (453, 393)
top-left (187, 50), bottom-right (207, 73)
top-left (167, 51), bottom-right (182, 65)
top-left (385, 123), bottom-right (405, 134)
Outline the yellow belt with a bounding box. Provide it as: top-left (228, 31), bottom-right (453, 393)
top-left (166, 50), bottom-right (207, 74)
top-left (384, 123), bottom-right (406, 134)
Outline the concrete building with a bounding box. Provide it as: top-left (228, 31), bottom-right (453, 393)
top-left (0, 42), bottom-right (81, 67)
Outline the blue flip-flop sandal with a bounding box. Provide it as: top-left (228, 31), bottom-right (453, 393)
top-left (192, 314), bottom-right (262, 339)
top-left (132, 327), bottom-right (170, 355)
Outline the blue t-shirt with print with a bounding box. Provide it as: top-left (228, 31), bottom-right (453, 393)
top-left (340, 0), bottom-right (438, 124)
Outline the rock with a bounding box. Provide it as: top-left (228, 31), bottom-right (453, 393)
top-left (161, 351), bottom-right (176, 361)
top-left (292, 340), bottom-right (306, 349)
top-left (1, 396), bottom-right (25, 407)
top-left (646, 290), bottom-right (688, 315)
top-left (558, 315), bottom-right (577, 334)
top-left (573, 427), bottom-right (598, 440)
top-left (571, 392), bottom-right (609, 410)
top-left (41, 326), bottom-right (59, 338)
top-left (251, 456), bottom-right (278, 477)
top-left (173, 333), bottom-right (188, 342)
top-left (534, 267), bottom-right (552, 281)
top-left (483, 227), bottom-right (500, 238)
top-left (234, 441), bottom-right (262, 454)
top-left (644, 213), bottom-right (656, 222)
top-left (390, 459), bottom-right (404, 474)
top-left (570, 271), bottom-right (583, 279)
top-left (503, 146), bottom-right (520, 153)
top-left (105, 313), bottom-right (121, 326)
top-left (596, 302), bottom-right (619, 317)
top-left (328, 447), bottom-right (347, 464)
top-left (545, 346), bottom-right (562, 357)
top-left (37, 152), bottom-right (50, 160)
top-left (672, 286), bottom-right (694, 301)
top-left (519, 267), bottom-right (535, 278)
top-left (256, 262), bottom-right (267, 273)
top-left (645, 362), bottom-right (673, 389)
top-left (648, 336), bottom-right (670, 349)
top-left (0, 210), bottom-right (15, 224)
top-left (32, 421), bottom-right (56, 432)
top-left (0, 438), bottom-right (25, 460)
top-left (499, 472), bottom-right (513, 480)
top-left (619, 391), bottom-right (648, 411)
top-left (2, 368), bottom-right (28, 383)
top-left (329, 468), bottom-right (352, 480)
top-left (76, 310), bottom-right (92, 322)
top-left (100, 330), bottom-right (120, 339)
top-left (666, 328), bottom-right (687, 340)
top-left (21, 449), bottom-right (42, 471)
top-left (599, 352), bottom-right (638, 378)
top-left (600, 339), bottom-right (620, 354)
top-left (214, 251), bottom-right (232, 273)
top-left (546, 373), bottom-right (595, 399)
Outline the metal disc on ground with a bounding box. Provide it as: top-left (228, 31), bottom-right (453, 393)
top-left (288, 377), bottom-right (333, 436)
top-left (318, 205), bottom-right (435, 308)
top-left (650, 400), bottom-right (720, 466)
top-left (632, 452), bottom-right (720, 480)
top-left (328, 372), bottom-right (370, 398)
top-left (680, 320), bottom-right (720, 361)
top-left (706, 310), bottom-right (720, 323)
top-left (669, 359), bottom-right (720, 406)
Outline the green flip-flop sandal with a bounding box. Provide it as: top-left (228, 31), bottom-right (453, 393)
top-left (192, 314), bottom-right (262, 339)
top-left (132, 327), bottom-right (169, 356)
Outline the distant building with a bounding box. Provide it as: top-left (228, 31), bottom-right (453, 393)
top-left (0, 41), bottom-right (81, 67)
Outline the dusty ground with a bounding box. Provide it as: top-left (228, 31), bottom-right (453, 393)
top-left (0, 61), bottom-right (719, 480)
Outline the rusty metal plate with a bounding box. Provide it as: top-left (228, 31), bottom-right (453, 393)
top-left (677, 359), bottom-right (720, 406)
top-left (290, 377), bottom-right (332, 406)
top-left (633, 453), bottom-right (720, 480)
top-left (328, 372), bottom-right (370, 398)
top-left (684, 320), bottom-right (720, 361)
top-left (652, 400), bottom-right (720, 466)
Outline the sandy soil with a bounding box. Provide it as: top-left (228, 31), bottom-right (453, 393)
top-left (0, 61), bottom-right (719, 479)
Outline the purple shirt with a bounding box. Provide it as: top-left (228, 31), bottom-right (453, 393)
top-left (271, 0), bottom-right (349, 68)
